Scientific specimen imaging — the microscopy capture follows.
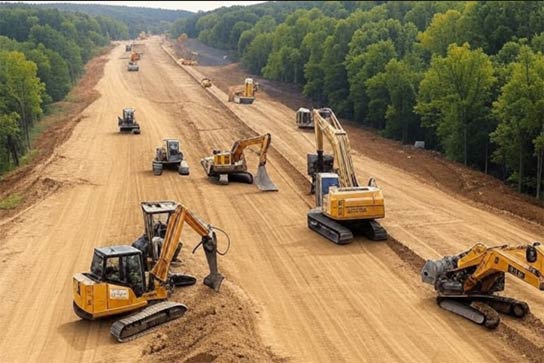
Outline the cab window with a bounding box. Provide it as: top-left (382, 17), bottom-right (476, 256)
top-left (105, 257), bottom-right (122, 283)
top-left (90, 252), bottom-right (104, 279)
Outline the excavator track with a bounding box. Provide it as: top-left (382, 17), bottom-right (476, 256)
top-left (360, 220), bottom-right (387, 241)
top-left (111, 301), bottom-right (187, 342)
top-left (308, 209), bottom-right (353, 244)
top-left (437, 294), bottom-right (529, 329)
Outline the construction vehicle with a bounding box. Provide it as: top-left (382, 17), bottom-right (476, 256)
top-left (296, 108), bottom-right (313, 128)
top-left (117, 108), bottom-right (141, 134)
top-left (307, 108), bottom-right (386, 244)
top-left (125, 44), bottom-right (132, 52)
top-left (152, 139), bottom-right (189, 176)
top-left (180, 51), bottom-right (198, 65)
top-left (127, 61), bottom-right (139, 72)
top-left (200, 133), bottom-right (278, 191)
top-left (72, 203), bottom-right (225, 342)
top-left (132, 201), bottom-right (185, 270)
top-left (421, 242), bottom-right (544, 329)
top-left (228, 78), bottom-right (256, 104)
top-left (201, 78), bottom-right (212, 88)
top-left (296, 108), bottom-right (331, 129)
top-left (130, 52), bottom-right (140, 62)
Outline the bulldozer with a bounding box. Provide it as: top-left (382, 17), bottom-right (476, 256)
top-left (201, 78), bottom-right (212, 88)
top-left (307, 108), bottom-right (386, 244)
top-left (117, 108), bottom-right (141, 134)
top-left (421, 242), bottom-right (544, 329)
top-left (228, 78), bottom-right (256, 104)
top-left (72, 203), bottom-right (225, 342)
top-left (152, 139), bottom-right (190, 176)
top-left (200, 133), bottom-right (278, 191)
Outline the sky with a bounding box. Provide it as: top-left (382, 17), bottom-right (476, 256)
top-left (7, 1), bottom-right (266, 12)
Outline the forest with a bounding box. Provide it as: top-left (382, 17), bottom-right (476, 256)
top-left (0, 5), bottom-right (127, 171)
top-left (171, 1), bottom-right (544, 198)
top-left (36, 3), bottom-right (192, 39)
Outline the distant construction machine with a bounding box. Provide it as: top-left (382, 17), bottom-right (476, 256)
top-left (200, 133), bottom-right (278, 191)
top-left (296, 107), bottom-right (331, 129)
top-left (130, 51), bottom-right (140, 62)
top-left (118, 108), bottom-right (141, 134)
top-left (152, 139), bottom-right (190, 176)
top-left (421, 242), bottom-right (544, 329)
top-left (228, 78), bottom-right (256, 104)
top-left (125, 44), bottom-right (132, 52)
top-left (201, 78), bottom-right (212, 88)
top-left (127, 61), bottom-right (139, 72)
top-left (307, 108), bottom-right (386, 244)
top-left (72, 203), bottom-right (225, 342)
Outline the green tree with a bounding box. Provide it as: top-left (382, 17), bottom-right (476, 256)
top-left (416, 43), bottom-right (496, 166)
top-left (492, 46), bottom-right (544, 194)
top-left (367, 59), bottom-right (422, 143)
top-left (241, 33), bottom-right (274, 74)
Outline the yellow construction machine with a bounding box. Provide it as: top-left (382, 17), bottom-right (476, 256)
top-left (422, 242), bottom-right (544, 328)
top-left (72, 203), bottom-right (225, 342)
top-left (228, 78), bottom-right (256, 104)
top-left (200, 133), bottom-right (278, 191)
top-left (130, 51), bottom-right (140, 62)
top-left (307, 108), bottom-right (386, 244)
top-left (201, 78), bottom-right (212, 88)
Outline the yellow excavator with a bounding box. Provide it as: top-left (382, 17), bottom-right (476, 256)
top-left (422, 242), bottom-right (544, 328)
top-left (228, 78), bottom-right (256, 104)
top-left (200, 133), bottom-right (278, 191)
top-left (72, 203), bottom-right (225, 342)
top-left (307, 108), bottom-right (386, 244)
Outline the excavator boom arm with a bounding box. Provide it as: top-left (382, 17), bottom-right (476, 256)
top-left (458, 243), bottom-right (544, 291)
top-left (313, 109), bottom-right (359, 188)
top-left (230, 133), bottom-right (272, 166)
top-left (150, 204), bottom-right (224, 290)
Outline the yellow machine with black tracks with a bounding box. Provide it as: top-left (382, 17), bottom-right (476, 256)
top-left (72, 203), bottom-right (225, 342)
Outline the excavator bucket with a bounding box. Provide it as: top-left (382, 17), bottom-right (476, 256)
top-left (255, 165), bottom-right (278, 191)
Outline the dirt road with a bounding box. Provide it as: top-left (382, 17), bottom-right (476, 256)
top-left (0, 37), bottom-right (542, 362)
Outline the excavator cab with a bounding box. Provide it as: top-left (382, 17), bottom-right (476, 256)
top-left (296, 108), bottom-right (313, 128)
top-left (123, 109), bottom-right (134, 122)
top-left (118, 108), bottom-right (140, 134)
top-left (89, 246), bottom-right (146, 297)
top-left (167, 140), bottom-right (181, 159)
top-left (152, 139), bottom-right (189, 176)
top-left (133, 201), bottom-right (179, 266)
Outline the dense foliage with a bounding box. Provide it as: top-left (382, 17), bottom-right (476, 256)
top-left (36, 3), bottom-right (192, 38)
top-left (172, 1), bottom-right (544, 198)
top-left (0, 5), bottom-right (127, 172)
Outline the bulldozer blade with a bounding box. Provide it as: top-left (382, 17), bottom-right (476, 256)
top-left (255, 165), bottom-right (278, 191)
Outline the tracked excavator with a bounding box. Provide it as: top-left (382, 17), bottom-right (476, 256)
top-left (72, 204), bottom-right (225, 342)
top-left (422, 242), bottom-right (544, 328)
top-left (307, 108), bottom-right (386, 244)
top-left (200, 133), bottom-right (278, 191)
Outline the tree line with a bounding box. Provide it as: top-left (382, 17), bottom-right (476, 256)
top-left (171, 1), bottom-right (544, 198)
top-left (36, 3), bottom-right (192, 39)
top-left (0, 5), bottom-right (127, 171)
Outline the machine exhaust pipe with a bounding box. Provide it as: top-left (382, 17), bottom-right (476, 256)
top-left (255, 165), bottom-right (278, 191)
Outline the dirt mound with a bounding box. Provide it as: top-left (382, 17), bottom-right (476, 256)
top-left (141, 282), bottom-right (285, 363)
